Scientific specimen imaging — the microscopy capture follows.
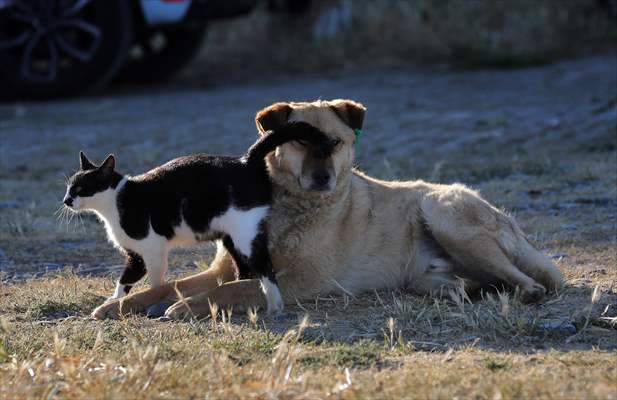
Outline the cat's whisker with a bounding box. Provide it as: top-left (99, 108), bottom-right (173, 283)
top-left (59, 206), bottom-right (72, 227)
top-left (54, 205), bottom-right (64, 218)
top-left (61, 207), bottom-right (70, 227)
top-left (55, 204), bottom-right (68, 219)
top-left (76, 212), bottom-right (85, 232)
top-left (71, 210), bottom-right (82, 229)
top-left (68, 208), bottom-right (76, 225)
top-left (66, 209), bottom-right (76, 232)
top-left (56, 207), bottom-right (65, 227)
top-left (57, 206), bottom-right (66, 222)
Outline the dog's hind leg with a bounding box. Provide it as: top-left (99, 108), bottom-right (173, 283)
top-left (408, 256), bottom-right (483, 299)
top-left (420, 186), bottom-right (557, 303)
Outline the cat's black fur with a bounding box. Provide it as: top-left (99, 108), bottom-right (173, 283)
top-left (63, 121), bottom-right (335, 312)
top-left (119, 250), bottom-right (147, 294)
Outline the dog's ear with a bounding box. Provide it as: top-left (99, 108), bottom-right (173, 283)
top-left (255, 102), bottom-right (292, 135)
top-left (330, 99), bottom-right (366, 130)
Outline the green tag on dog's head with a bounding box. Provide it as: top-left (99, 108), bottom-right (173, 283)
top-left (353, 128), bottom-right (363, 145)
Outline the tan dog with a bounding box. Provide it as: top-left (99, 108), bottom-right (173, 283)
top-left (92, 99), bottom-right (564, 320)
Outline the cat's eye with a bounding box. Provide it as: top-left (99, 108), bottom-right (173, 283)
top-left (73, 186), bottom-right (82, 195)
top-left (293, 140), bottom-right (309, 148)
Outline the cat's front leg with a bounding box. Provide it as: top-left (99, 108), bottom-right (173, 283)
top-left (144, 249), bottom-right (168, 288)
top-left (108, 249), bottom-right (147, 301)
top-left (91, 249), bottom-right (167, 319)
top-left (249, 229), bottom-right (284, 314)
top-left (223, 231), bottom-right (284, 314)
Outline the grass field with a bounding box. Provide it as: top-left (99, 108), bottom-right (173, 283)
top-left (1, 55), bottom-right (616, 399)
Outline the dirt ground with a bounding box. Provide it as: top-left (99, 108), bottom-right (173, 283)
top-left (0, 54), bottom-right (616, 399)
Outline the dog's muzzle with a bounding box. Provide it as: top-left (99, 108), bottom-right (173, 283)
top-left (311, 170), bottom-right (330, 190)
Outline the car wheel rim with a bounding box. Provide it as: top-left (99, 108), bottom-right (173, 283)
top-left (0, 0), bottom-right (102, 83)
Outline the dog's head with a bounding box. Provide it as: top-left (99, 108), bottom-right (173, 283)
top-left (255, 99), bottom-right (365, 195)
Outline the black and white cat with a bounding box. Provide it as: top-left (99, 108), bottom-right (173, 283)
top-left (62, 122), bottom-right (334, 314)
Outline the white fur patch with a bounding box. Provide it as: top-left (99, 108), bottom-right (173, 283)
top-left (260, 276), bottom-right (283, 314)
top-left (170, 220), bottom-right (199, 247)
top-left (210, 206), bottom-right (269, 257)
top-left (109, 281), bottom-right (129, 300)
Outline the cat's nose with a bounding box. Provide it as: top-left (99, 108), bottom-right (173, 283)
top-left (63, 197), bottom-right (73, 207)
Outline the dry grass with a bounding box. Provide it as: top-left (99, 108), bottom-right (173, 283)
top-left (1, 262), bottom-right (616, 399)
top-left (1, 153), bottom-right (616, 397)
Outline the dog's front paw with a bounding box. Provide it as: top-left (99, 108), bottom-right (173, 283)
top-left (91, 300), bottom-right (122, 320)
top-left (520, 283), bottom-right (547, 304)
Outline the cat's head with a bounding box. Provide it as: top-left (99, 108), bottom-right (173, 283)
top-left (63, 152), bottom-right (122, 211)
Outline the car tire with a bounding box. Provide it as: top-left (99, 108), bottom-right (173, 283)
top-left (114, 18), bottom-right (207, 84)
top-left (0, 0), bottom-right (133, 99)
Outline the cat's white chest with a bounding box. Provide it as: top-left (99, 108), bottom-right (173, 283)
top-left (102, 216), bottom-right (131, 248)
top-left (97, 209), bottom-right (163, 255)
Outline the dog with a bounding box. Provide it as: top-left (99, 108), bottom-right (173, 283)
top-left (92, 99), bottom-right (564, 320)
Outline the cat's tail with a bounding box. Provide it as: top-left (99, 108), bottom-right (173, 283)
top-left (244, 121), bottom-right (333, 164)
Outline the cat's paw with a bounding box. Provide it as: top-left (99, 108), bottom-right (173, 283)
top-left (266, 297), bottom-right (284, 315)
top-left (261, 277), bottom-right (284, 315)
top-left (163, 302), bottom-right (193, 321)
top-left (146, 301), bottom-right (175, 318)
top-left (91, 301), bottom-right (122, 320)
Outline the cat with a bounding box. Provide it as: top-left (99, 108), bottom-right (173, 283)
top-left (62, 121), bottom-right (335, 314)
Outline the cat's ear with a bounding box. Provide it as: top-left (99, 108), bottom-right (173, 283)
top-left (99, 154), bottom-right (115, 174)
top-left (79, 151), bottom-right (96, 170)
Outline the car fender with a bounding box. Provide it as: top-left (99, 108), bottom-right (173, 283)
top-left (140, 0), bottom-right (192, 25)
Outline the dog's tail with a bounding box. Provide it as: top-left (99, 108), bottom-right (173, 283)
top-left (244, 121), bottom-right (332, 165)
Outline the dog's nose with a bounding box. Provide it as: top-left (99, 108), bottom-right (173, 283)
top-left (63, 197), bottom-right (73, 207)
top-left (312, 170), bottom-right (330, 187)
